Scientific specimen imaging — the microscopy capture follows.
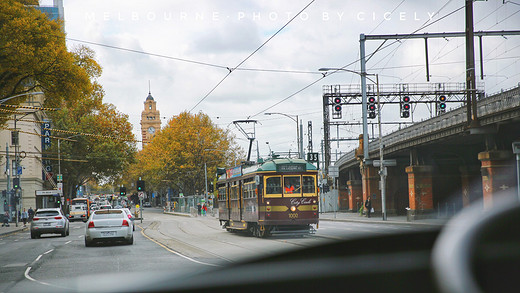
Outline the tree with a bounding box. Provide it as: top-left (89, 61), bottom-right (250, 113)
top-left (127, 111), bottom-right (244, 196)
top-left (0, 0), bottom-right (91, 124)
top-left (48, 46), bottom-right (136, 200)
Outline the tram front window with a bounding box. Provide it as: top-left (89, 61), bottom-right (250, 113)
top-left (302, 176), bottom-right (315, 194)
top-left (283, 176), bottom-right (301, 195)
top-left (265, 177), bottom-right (282, 195)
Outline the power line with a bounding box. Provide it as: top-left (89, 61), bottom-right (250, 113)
top-left (188, 0), bottom-right (317, 112)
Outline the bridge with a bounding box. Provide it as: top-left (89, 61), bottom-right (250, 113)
top-left (331, 85), bottom-right (520, 219)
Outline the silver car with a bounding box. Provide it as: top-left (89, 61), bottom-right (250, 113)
top-left (122, 208), bottom-right (135, 231)
top-left (84, 209), bottom-right (134, 246)
top-left (30, 208), bottom-right (69, 239)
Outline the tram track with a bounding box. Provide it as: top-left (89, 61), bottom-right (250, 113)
top-left (141, 220), bottom-right (235, 264)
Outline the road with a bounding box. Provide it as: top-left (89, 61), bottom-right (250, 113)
top-left (0, 208), bottom-right (430, 292)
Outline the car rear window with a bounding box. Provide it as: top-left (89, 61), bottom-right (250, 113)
top-left (35, 211), bottom-right (59, 217)
top-left (93, 210), bottom-right (123, 219)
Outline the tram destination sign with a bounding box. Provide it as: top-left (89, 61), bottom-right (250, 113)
top-left (277, 163), bottom-right (306, 173)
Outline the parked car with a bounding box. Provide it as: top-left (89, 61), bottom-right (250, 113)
top-left (143, 202), bottom-right (151, 207)
top-left (84, 209), bottom-right (134, 246)
top-left (30, 208), bottom-right (69, 238)
top-left (98, 204), bottom-right (112, 210)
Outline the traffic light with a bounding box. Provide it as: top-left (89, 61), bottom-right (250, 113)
top-left (13, 178), bottom-right (20, 190)
top-left (120, 186), bottom-right (127, 196)
top-left (367, 97), bottom-right (376, 119)
top-left (438, 95), bottom-right (447, 114)
top-left (137, 180), bottom-right (145, 192)
top-left (332, 96), bottom-right (342, 119)
top-left (401, 96), bottom-right (411, 118)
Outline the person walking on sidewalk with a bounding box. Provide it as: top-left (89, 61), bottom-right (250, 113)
top-left (365, 196), bottom-right (372, 218)
top-left (28, 207), bottom-right (34, 222)
top-left (21, 208), bottom-right (28, 227)
top-left (2, 211), bottom-right (9, 227)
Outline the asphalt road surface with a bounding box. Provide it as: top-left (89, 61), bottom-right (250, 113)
top-left (0, 207), bottom-right (429, 292)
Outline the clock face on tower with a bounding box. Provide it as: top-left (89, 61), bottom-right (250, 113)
top-left (148, 126), bottom-right (155, 134)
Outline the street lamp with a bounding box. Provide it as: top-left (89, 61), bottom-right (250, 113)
top-left (264, 112), bottom-right (302, 159)
top-left (319, 68), bottom-right (387, 220)
top-left (0, 91), bottom-right (44, 104)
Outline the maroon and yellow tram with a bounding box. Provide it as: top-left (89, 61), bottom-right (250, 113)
top-left (217, 158), bottom-right (319, 237)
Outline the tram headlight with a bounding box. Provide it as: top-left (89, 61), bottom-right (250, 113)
top-left (266, 201), bottom-right (270, 205)
top-left (312, 199), bottom-right (317, 204)
top-left (290, 206), bottom-right (297, 212)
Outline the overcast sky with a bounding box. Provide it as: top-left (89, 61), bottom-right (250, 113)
top-left (40, 0), bottom-right (520, 161)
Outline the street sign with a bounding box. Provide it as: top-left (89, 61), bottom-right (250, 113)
top-left (36, 190), bottom-right (59, 196)
top-left (138, 192), bottom-right (144, 200)
top-left (307, 152), bottom-right (319, 162)
top-left (372, 159), bottom-right (397, 167)
top-left (328, 165), bottom-right (339, 177)
top-left (57, 183), bottom-right (63, 194)
top-left (17, 166), bottom-right (22, 175)
top-left (57, 174), bottom-right (63, 181)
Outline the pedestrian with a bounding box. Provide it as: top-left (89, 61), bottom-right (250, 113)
top-left (202, 204), bottom-right (207, 216)
top-left (2, 211), bottom-right (9, 227)
top-left (28, 207), bottom-right (34, 222)
top-left (21, 208), bottom-right (28, 227)
top-left (197, 203), bottom-right (201, 216)
top-left (365, 196), bottom-right (372, 218)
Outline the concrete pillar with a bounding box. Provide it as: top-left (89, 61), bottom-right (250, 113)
top-left (346, 180), bottom-right (362, 212)
top-left (478, 150), bottom-right (515, 209)
top-left (362, 164), bottom-right (381, 212)
top-left (459, 165), bottom-right (481, 207)
top-left (405, 165), bottom-right (434, 219)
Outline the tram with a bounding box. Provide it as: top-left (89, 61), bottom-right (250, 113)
top-left (217, 158), bottom-right (319, 237)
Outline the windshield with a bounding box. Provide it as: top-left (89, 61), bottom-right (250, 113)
top-left (1, 1), bottom-right (519, 293)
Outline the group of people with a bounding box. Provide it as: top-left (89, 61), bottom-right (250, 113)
top-left (2, 207), bottom-right (34, 227)
top-left (197, 203), bottom-right (208, 216)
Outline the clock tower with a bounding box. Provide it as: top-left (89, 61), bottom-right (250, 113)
top-left (140, 91), bottom-right (161, 148)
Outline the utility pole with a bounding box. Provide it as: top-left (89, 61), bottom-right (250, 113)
top-left (465, 0), bottom-right (479, 128)
top-left (6, 144), bottom-right (11, 223)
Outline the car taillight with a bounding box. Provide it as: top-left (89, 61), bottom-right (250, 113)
top-left (88, 221), bottom-right (95, 228)
top-left (55, 216), bottom-right (62, 220)
top-left (122, 219), bottom-right (129, 227)
top-left (33, 217), bottom-right (40, 221)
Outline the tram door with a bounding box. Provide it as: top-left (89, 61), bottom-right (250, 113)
top-left (230, 181), bottom-right (242, 222)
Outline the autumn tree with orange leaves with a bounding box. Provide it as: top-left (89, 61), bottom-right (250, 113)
top-left (127, 111), bottom-right (244, 197)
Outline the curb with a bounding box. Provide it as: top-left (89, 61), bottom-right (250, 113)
top-left (0, 226), bottom-right (28, 237)
top-left (319, 216), bottom-right (446, 227)
top-left (163, 212), bottom-right (192, 218)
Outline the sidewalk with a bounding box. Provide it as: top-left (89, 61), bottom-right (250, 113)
top-left (0, 222), bottom-right (28, 237)
top-left (164, 210), bottom-right (447, 227)
top-left (319, 211), bottom-right (447, 227)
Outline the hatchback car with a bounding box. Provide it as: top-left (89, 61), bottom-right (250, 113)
top-left (84, 209), bottom-right (134, 246)
top-left (30, 208), bottom-right (69, 239)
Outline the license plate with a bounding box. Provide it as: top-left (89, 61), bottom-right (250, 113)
top-left (101, 231), bottom-right (116, 237)
top-left (43, 223), bottom-right (51, 226)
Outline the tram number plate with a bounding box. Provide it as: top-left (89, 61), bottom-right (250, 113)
top-left (288, 213), bottom-right (299, 219)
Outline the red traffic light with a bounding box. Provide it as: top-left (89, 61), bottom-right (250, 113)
top-left (402, 96), bottom-right (410, 103)
top-left (403, 104), bottom-right (410, 110)
top-left (368, 97), bottom-right (376, 104)
top-left (334, 105), bottom-right (342, 112)
top-left (333, 97), bottom-right (341, 104)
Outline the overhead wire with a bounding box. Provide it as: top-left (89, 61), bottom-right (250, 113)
top-left (188, 0), bottom-right (317, 112)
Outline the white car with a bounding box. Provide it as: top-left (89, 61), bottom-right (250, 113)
top-left (30, 208), bottom-right (69, 239)
top-left (84, 209), bottom-right (134, 246)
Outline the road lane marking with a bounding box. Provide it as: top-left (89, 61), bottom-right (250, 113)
top-left (34, 255), bottom-right (42, 262)
top-left (43, 249), bottom-right (53, 255)
top-left (138, 225), bottom-right (220, 267)
top-left (25, 266), bottom-right (72, 290)
top-left (65, 240), bottom-right (72, 244)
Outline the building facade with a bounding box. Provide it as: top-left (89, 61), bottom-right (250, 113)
top-left (140, 92), bottom-right (161, 148)
top-left (0, 93), bottom-right (47, 217)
